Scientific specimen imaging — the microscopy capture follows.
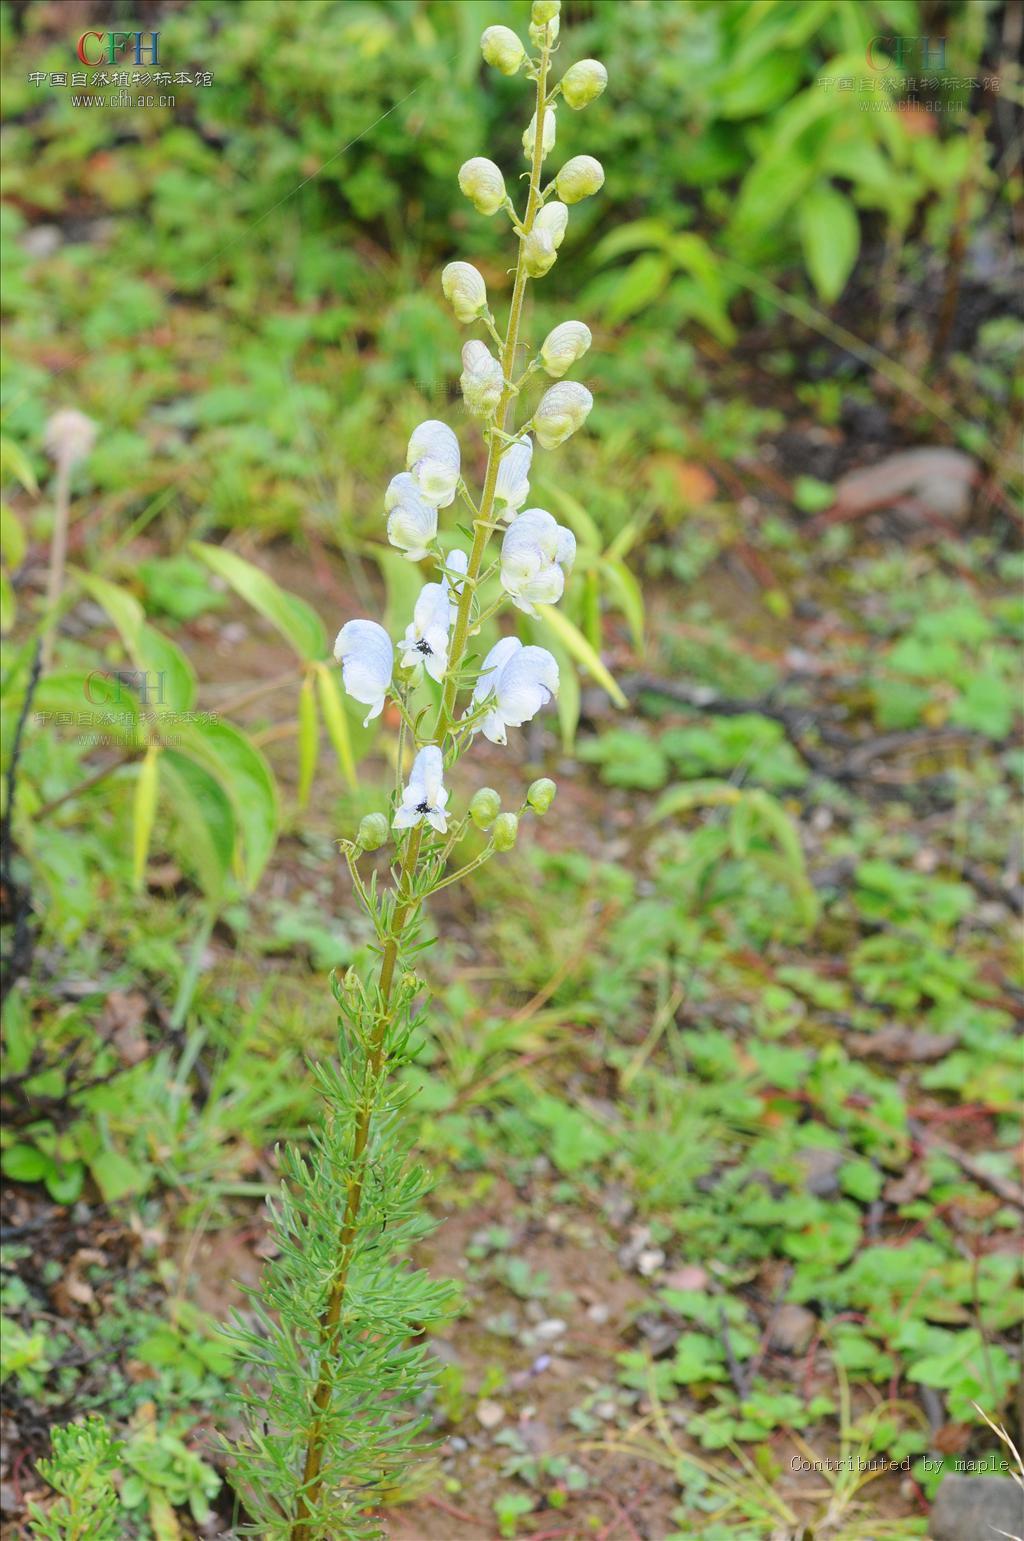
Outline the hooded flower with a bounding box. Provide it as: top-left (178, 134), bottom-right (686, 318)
top-left (494, 436), bottom-right (533, 520)
top-left (334, 619), bottom-right (394, 725)
top-left (522, 106), bottom-right (557, 163)
top-left (441, 261), bottom-right (488, 323)
top-left (394, 744), bottom-right (449, 834)
top-left (481, 23), bottom-right (525, 75)
top-left (460, 341), bottom-right (504, 418)
top-left (555, 154), bottom-right (605, 204)
top-left (534, 380), bottom-right (593, 448)
top-left (500, 507), bottom-right (576, 615)
top-left (470, 636), bottom-right (559, 744)
top-left (385, 471), bottom-right (438, 560)
top-left (459, 157), bottom-right (507, 216)
top-left (540, 320), bottom-right (592, 378)
top-left (407, 420), bottom-right (461, 508)
top-left (560, 58), bottom-right (608, 110)
top-left (399, 579), bottom-right (452, 683)
top-left (534, 200), bottom-right (569, 249)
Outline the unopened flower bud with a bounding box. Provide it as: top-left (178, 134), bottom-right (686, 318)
top-left (441, 261), bottom-right (488, 323)
top-left (458, 157), bottom-right (506, 217)
top-left (492, 811), bottom-right (519, 851)
top-left (534, 201), bottom-right (569, 250)
top-left (522, 228), bottom-right (557, 279)
top-left (460, 340), bottom-right (504, 418)
top-left (529, 0), bottom-right (560, 45)
top-left (527, 778), bottom-right (557, 814)
top-left (560, 59), bottom-right (608, 110)
top-left (470, 787), bottom-right (502, 830)
top-left (555, 155), bottom-right (605, 205)
top-left (356, 812), bottom-right (389, 851)
top-left (540, 320), bottom-right (592, 379)
top-left (522, 106), bottom-right (557, 164)
top-left (534, 380), bottom-right (594, 448)
top-left (481, 24), bottom-right (525, 75)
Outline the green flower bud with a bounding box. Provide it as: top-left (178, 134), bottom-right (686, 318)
top-left (481, 24), bottom-right (525, 75)
top-left (560, 58), bottom-right (608, 111)
top-left (458, 156), bottom-right (506, 217)
top-left (356, 812), bottom-right (389, 850)
top-left (522, 227), bottom-right (557, 278)
top-left (540, 320), bottom-right (592, 379)
top-left (555, 154), bottom-right (605, 205)
top-left (522, 106), bottom-right (557, 164)
top-left (470, 787), bottom-right (502, 830)
top-left (529, 0), bottom-right (560, 46)
top-left (492, 811), bottom-right (519, 851)
top-left (527, 777), bottom-right (557, 814)
top-left (441, 260), bottom-right (488, 323)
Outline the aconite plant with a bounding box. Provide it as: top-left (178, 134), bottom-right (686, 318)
top-left (230, 4), bottom-right (609, 1535)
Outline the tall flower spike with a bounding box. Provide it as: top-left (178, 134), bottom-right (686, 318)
top-left (541, 321), bottom-right (592, 379)
top-left (500, 507), bottom-right (576, 615)
top-left (399, 579), bottom-right (453, 684)
top-left (494, 436), bottom-right (533, 520)
top-left (441, 261), bottom-right (488, 323)
top-left (407, 420), bottom-right (461, 508)
top-left (393, 744), bottom-right (449, 834)
top-left (458, 157), bottom-right (506, 216)
top-left (385, 471), bottom-right (438, 560)
top-left (470, 636), bottom-right (560, 744)
top-left (334, 620), bottom-right (394, 725)
top-left (534, 381), bottom-right (594, 448)
top-left (460, 341), bottom-right (504, 419)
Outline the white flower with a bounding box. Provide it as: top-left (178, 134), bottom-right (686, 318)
top-left (522, 107), bottom-right (557, 164)
top-left (394, 744), bottom-right (449, 834)
top-left (407, 419), bottom-right (461, 508)
top-left (385, 471), bottom-right (438, 560)
top-left (441, 547), bottom-right (469, 617)
top-left (44, 408), bottom-right (97, 470)
top-left (333, 619), bottom-right (394, 725)
top-left (441, 261), bottom-right (488, 323)
top-left (560, 59), bottom-right (608, 111)
top-left (399, 579), bottom-right (452, 684)
top-left (500, 507), bottom-right (576, 615)
top-left (540, 320), bottom-right (592, 378)
top-left (460, 340), bottom-right (504, 418)
top-left (470, 636), bottom-right (559, 744)
top-left (555, 154), bottom-right (605, 204)
top-left (459, 157), bottom-right (506, 216)
top-left (534, 380), bottom-right (593, 448)
top-left (481, 24), bottom-right (525, 75)
top-left (534, 200), bottom-right (569, 249)
top-left (494, 436), bottom-right (533, 520)
top-left (522, 228), bottom-right (557, 278)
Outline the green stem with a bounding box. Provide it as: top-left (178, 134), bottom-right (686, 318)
top-left (291, 35), bottom-right (553, 1538)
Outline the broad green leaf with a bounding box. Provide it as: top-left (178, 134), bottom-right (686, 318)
top-left (0, 436), bottom-right (38, 495)
top-left (76, 569), bottom-right (144, 648)
top-left (600, 253), bottom-right (671, 325)
top-left (535, 604), bottom-right (627, 709)
top-left (297, 673), bottom-right (319, 808)
top-left (33, 671), bottom-right (142, 746)
top-left (590, 218), bottom-right (677, 267)
top-left (600, 556), bottom-right (645, 651)
top-left (715, 51), bottom-right (804, 120)
top-left (160, 750), bottom-right (235, 897)
top-left (90, 1149), bottom-right (148, 1203)
top-left (648, 779), bottom-right (743, 824)
top-left (0, 503), bottom-right (26, 567)
top-left (315, 663), bottom-right (358, 790)
top-left (136, 624), bottom-right (197, 713)
top-left (190, 542), bottom-right (327, 661)
top-left (799, 182), bottom-right (861, 303)
top-left (132, 746), bottom-right (161, 892)
top-left (0, 571), bottom-right (14, 632)
top-left (668, 233), bottom-right (736, 344)
top-left (175, 718), bottom-right (278, 887)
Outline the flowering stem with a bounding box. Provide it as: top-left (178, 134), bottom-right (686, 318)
top-left (436, 38), bottom-right (552, 744)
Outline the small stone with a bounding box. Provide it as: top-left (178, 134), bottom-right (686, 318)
top-left (475, 1398), bottom-right (505, 1430)
top-left (586, 1301), bottom-right (610, 1326)
top-left (767, 1303), bottom-right (817, 1355)
top-left (533, 1318), bottom-right (567, 1343)
top-left (595, 1400), bottom-right (617, 1421)
top-left (798, 1147), bottom-right (843, 1198)
top-left (928, 1474), bottom-right (1024, 1541)
top-left (636, 1247), bottom-right (666, 1277)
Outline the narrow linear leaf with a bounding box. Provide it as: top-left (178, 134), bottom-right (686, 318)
top-left (132, 746), bottom-right (161, 892)
top-left (174, 718), bottom-right (278, 888)
top-left (535, 603), bottom-right (627, 709)
top-left (297, 673), bottom-right (319, 809)
top-left (315, 664), bottom-right (358, 791)
top-left (600, 556), bottom-right (645, 652)
top-left (191, 542), bottom-right (327, 661)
